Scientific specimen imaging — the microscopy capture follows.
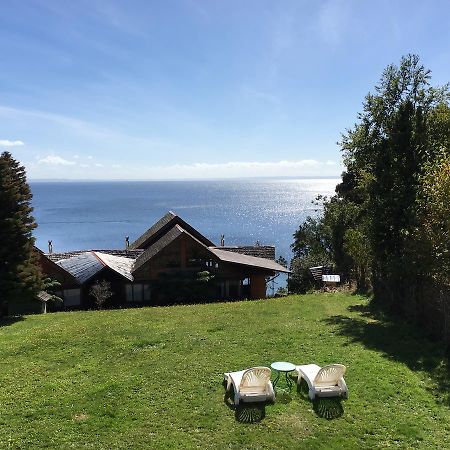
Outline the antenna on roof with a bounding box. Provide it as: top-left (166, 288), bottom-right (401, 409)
top-left (125, 236), bottom-right (130, 250)
top-left (48, 240), bottom-right (53, 254)
top-left (220, 234), bottom-right (225, 247)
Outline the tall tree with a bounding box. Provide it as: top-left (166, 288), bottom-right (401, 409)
top-left (340, 54), bottom-right (449, 312)
top-left (0, 152), bottom-right (41, 315)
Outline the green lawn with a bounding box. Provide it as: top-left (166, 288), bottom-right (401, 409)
top-left (1, 293), bottom-right (449, 449)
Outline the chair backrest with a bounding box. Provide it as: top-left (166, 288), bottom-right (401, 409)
top-left (313, 364), bottom-right (346, 386)
top-left (240, 367), bottom-right (271, 391)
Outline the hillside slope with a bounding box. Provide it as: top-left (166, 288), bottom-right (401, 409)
top-left (0, 293), bottom-right (448, 449)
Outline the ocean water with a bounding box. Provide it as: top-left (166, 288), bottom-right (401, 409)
top-left (30, 178), bottom-right (338, 264)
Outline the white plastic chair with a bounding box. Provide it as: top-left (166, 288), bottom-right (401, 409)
top-left (295, 364), bottom-right (348, 400)
top-left (223, 367), bottom-right (275, 405)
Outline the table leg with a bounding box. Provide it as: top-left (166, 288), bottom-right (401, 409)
top-left (285, 371), bottom-right (293, 391)
top-left (273, 370), bottom-right (280, 389)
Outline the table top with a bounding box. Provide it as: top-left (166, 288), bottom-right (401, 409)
top-left (271, 361), bottom-right (296, 372)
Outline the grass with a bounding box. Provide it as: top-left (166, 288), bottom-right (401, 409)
top-left (0, 292), bottom-right (449, 449)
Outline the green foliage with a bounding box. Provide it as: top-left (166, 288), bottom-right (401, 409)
top-left (416, 155), bottom-right (450, 283)
top-left (0, 151), bottom-right (41, 315)
top-left (275, 255), bottom-right (288, 268)
top-left (289, 216), bottom-right (333, 293)
top-left (0, 294), bottom-right (448, 448)
top-left (292, 55), bottom-right (450, 341)
top-left (42, 277), bottom-right (63, 305)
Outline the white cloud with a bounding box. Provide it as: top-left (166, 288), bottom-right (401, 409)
top-left (128, 159), bottom-right (342, 179)
top-left (26, 158), bottom-right (343, 180)
top-left (0, 139), bottom-right (25, 147)
top-left (38, 155), bottom-right (76, 166)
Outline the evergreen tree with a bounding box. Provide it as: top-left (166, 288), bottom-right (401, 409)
top-left (0, 152), bottom-right (41, 315)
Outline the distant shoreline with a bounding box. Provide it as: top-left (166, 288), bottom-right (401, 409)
top-left (29, 176), bottom-right (341, 183)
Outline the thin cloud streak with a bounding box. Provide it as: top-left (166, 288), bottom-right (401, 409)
top-left (0, 104), bottom-right (177, 149)
top-left (38, 155), bottom-right (76, 166)
top-left (27, 159), bottom-right (341, 180)
top-left (0, 139), bottom-right (25, 147)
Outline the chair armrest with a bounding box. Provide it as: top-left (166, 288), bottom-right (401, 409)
top-left (338, 377), bottom-right (348, 397)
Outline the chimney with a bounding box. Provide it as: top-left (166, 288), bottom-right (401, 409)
top-left (48, 240), bottom-right (53, 254)
top-left (125, 236), bottom-right (130, 250)
top-left (220, 234), bottom-right (225, 247)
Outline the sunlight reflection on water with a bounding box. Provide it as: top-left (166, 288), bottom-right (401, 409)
top-left (31, 178), bottom-right (339, 265)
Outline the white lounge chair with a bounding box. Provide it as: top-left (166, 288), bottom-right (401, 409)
top-left (295, 364), bottom-right (348, 400)
top-left (223, 367), bottom-right (275, 405)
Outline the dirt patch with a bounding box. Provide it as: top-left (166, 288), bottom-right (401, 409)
top-left (73, 413), bottom-right (89, 422)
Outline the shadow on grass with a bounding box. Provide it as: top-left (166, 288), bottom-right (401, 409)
top-left (313, 398), bottom-right (344, 419)
top-left (0, 315), bottom-right (24, 328)
top-left (296, 378), bottom-right (345, 419)
top-left (223, 383), bottom-right (268, 423)
top-left (324, 307), bottom-right (450, 407)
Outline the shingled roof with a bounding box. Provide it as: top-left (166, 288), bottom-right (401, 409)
top-left (212, 245), bottom-right (275, 260)
top-left (55, 251), bottom-right (135, 284)
top-left (132, 222), bottom-right (290, 275)
top-left (46, 249), bottom-right (143, 262)
top-left (56, 252), bottom-right (105, 284)
top-left (129, 211), bottom-right (214, 250)
top-left (133, 224), bottom-right (211, 272)
top-left (95, 252), bottom-right (134, 281)
top-left (209, 248), bottom-right (290, 273)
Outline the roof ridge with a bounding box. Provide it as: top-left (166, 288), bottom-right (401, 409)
top-left (91, 251), bottom-right (107, 267)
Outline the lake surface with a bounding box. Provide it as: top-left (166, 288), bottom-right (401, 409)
top-left (30, 178), bottom-right (338, 264)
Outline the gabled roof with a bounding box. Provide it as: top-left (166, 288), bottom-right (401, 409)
top-left (56, 252), bottom-right (105, 284)
top-left (209, 248), bottom-right (291, 273)
top-left (132, 223), bottom-right (290, 275)
top-left (211, 245), bottom-right (276, 260)
top-left (38, 250), bottom-right (79, 284)
top-left (95, 252), bottom-right (134, 281)
top-left (133, 224), bottom-right (210, 272)
top-left (46, 249), bottom-right (143, 262)
top-left (129, 211), bottom-right (214, 250)
top-left (55, 251), bottom-right (135, 284)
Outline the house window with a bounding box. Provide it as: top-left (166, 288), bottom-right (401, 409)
top-left (143, 284), bottom-right (151, 301)
top-left (125, 285), bottom-right (133, 302)
top-left (63, 288), bottom-right (81, 306)
top-left (134, 284), bottom-right (143, 302)
top-left (126, 284), bottom-right (151, 302)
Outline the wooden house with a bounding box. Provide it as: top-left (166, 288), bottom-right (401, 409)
top-left (39, 211), bottom-right (290, 309)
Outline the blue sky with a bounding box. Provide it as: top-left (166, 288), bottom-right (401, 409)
top-left (0, 0), bottom-right (449, 180)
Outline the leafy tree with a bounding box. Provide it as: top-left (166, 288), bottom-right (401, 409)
top-left (41, 277), bottom-right (63, 310)
top-left (339, 54), bottom-right (449, 312)
top-left (90, 280), bottom-right (113, 309)
top-left (416, 155), bottom-right (450, 283)
top-left (0, 152), bottom-right (41, 315)
top-left (289, 217), bottom-right (333, 293)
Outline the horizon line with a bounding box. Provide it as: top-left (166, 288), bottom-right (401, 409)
top-left (29, 175), bottom-right (341, 182)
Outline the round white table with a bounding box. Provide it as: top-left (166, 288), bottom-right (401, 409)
top-left (271, 361), bottom-right (296, 392)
